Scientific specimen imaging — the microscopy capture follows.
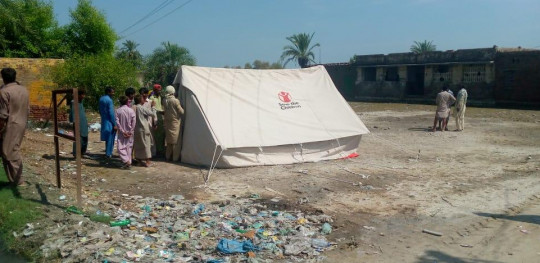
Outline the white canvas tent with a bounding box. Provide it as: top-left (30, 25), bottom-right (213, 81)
top-left (173, 65), bottom-right (369, 170)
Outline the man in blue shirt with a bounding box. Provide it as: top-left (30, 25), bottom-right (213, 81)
top-left (69, 89), bottom-right (89, 156)
top-left (99, 87), bottom-right (117, 158)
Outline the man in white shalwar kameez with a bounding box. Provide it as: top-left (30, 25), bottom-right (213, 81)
top-left (133, 94), bottom-right (156, 167)
top-left (454, 87), bottom-right (468, 131)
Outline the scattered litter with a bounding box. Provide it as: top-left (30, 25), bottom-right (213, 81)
top-left (66, 206), bottom-right (83, 215)
top-left (170, 195), bottom-right (184, 201)
top-left (363, 226), bottom-right (376, 231)
top-left (109, 219), bottom-right (130, 227)
top-left (58, 195), bottom-right (66, 201)
top-left (58, 130), bottom-right (73, 136)
top-left (216, 239), bottom-right (259, 254)
top-left (264, 187), bottom-right (286, 196)
top-left (520, 229), bottom-right (529, 234)
top-left (422, 229), bottom-right (443, 236)
top-left (89, 123), bottom-right (101, 132)
top-left (39, 195), bottom-right (335, 262)
top-left (460, 244), bottom-right (473, 248)
top-left (297, 197), bottom-right (309, 204)
top-left (321, 223), bottom-right (332, 235)
top-left (23, 223), bottom-right (35, 237)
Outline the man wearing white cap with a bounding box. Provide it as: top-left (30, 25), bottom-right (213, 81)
top-left (162, 85), bottom-right (184, 161)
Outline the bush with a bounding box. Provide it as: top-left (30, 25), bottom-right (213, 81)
top-left (49, 53), bottom-right (139, 110)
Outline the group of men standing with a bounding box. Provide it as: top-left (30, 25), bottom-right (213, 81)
top-left (96, 84), bottom-right (184, 169)
top-left (432, 85), bottom-right (468, 132)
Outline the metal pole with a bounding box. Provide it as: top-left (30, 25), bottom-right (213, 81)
top-left (73, 88), bottom-right (82, 207)
top-left (52, 92), bottom-right (61, 188)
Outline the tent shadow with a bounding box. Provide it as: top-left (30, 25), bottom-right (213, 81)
top-left (474, 212), bottom-right (540, 225)
top-left (416, 250), bottom-right (504, 263)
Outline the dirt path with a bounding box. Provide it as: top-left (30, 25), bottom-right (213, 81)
top-left (23, 103), bottom-right (540, 262)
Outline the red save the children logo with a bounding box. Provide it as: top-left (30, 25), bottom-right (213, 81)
top-left (278, 91), bottom-right (291, 103)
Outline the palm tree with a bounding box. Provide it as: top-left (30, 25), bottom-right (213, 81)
top-left (281, 32), bottom-right (320, 68)
top-left (145, 41), bottom-right (196, 85)
top-left (410, 40), bottom-right (437, 54)
top-left (119, 40), bottom-right (142, 61)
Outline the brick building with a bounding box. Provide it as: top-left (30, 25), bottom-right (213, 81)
top-left (324, 46), bottom-right (540, 107)
top-left (0, 58), bottom-right (67, 120)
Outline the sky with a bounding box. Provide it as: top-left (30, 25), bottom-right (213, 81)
top-left (51, 0), bottom-right (540, 68)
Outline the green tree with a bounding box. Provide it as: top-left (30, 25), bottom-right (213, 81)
top-left (145, 41), bottom-right (196, 86)
top-left (280, 32), bottom-right (320, 68)
top-left (247, 60), bottom-right (283, 69)
top-left (50, 53), bottom-right (139, 110)
top-left (0, 0), bottom-right (63, 58)
top-left (349, 54), bottom-right (357, 64)
top-left (116, 40), bottom-right (143, 68)
top-left (410, 40), bottom-right (436, 54)
top-left (64, 0), bottom-right (117, 56)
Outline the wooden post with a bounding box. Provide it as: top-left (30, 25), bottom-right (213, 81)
top-left (72, 88), bottom-right (82, 207)
top-left (53, 91), bottom-right (61, 188)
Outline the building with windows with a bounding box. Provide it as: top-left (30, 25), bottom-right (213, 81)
top-left (324, 46), bottom-right (540, 107)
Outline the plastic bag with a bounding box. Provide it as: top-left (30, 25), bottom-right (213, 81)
top-left (216, 239), bottom-right (259, 254)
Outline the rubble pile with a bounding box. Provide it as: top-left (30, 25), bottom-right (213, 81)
top-left (40, 195), bottom-right (335, 262)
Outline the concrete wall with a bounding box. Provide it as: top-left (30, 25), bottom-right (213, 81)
top-left (354, 81), bottom-right (406, 99)
top-left (324, 64), bottom-right (356, 100)
top-left (0, 58), bottom-right (66, 120)
top-left (494, 51), bottom-right (540, 104)
top-left (354, 48), bottom-right (497, 67)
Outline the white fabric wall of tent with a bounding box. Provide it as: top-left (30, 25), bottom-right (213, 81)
top-left (173, 65), bottom-right (369, 172)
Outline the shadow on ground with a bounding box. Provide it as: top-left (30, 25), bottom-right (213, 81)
top-left (416, 250), bottom-right (504, 263)
top-left (474, 212), bottom-right (540, 225)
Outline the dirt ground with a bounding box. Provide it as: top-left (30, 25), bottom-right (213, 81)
top-left (22, 102), bottom-right (540, 262)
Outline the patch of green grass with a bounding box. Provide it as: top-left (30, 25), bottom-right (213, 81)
top-left (0, 168), bottom-right (44, 259)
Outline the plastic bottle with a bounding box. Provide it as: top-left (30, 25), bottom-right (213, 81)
top-left (110, 219), bottom-right (131, 227)
top-left (192, 204), bottom-right (205, 215)
top-left (321, 222), bottom-right (332, 234)
top-left (66, 205), bottom-right (84, 215)
top-left (311, 238), bottom-right (330, 249)
top-left (90, 212), bottom-right (111, 223)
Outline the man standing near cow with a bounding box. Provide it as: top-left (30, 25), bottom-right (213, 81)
top-left (432, 86), bottom-right (455, 132)
top-left (0, 68), bottom-right (29, 186)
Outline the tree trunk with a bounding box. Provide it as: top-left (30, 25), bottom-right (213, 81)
top-left (298, 57), bottom-right (308, 68)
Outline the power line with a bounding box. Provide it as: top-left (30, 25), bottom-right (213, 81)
top-left (121, 0), bottom-right (195, 39)
top-left (118, 0), bottom-right (176, 35)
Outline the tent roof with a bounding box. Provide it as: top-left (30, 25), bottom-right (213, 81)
top-left (174, 65), bottom-right (369, 149)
